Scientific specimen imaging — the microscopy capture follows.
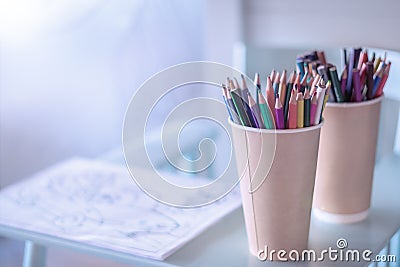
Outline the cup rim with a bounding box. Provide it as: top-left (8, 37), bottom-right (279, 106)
top-left (228, 118), bottom-right (324, 134)
top-left (326, 95), bottom-right (384, 108)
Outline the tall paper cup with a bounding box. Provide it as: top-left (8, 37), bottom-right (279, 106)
top-left (313, 96), bottom-right (383, 224)
top-left (229, 120), bottom-right (323, 260)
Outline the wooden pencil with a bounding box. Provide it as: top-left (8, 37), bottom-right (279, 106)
top-left (258, 91), bottom-right (274, 129)
top-left (310, 91), bottom-right (318, 126)
top-left (303, 89), bottom-right (311, 127)
top-left (266, 76), bottom-right (276, 124)
top-left (296, 92), bottom-right (304, 128)
top-left (275, 94), bottom-right (285, 129)
top-left (288, 90), bottom-right (297, 129)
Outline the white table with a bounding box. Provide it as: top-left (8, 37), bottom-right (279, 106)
top-left (1, 154), bottom-right (399, 267)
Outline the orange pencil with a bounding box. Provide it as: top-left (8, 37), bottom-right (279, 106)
top-left (288, 90), bottom-right (297, 129)
top-left (296, 92), bottom-right (304, 128)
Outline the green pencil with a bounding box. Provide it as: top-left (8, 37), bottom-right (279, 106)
top-left (329, 66), bottom-right (344, 102)
top-left (258, 91), bottom-right (274, 129)
top-left (303, 89), bottom-right (311, 127)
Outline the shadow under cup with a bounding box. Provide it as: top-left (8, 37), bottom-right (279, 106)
top-left (229, 120), bottom-right (323, 261)
top-left (313, 95), bottom-right (383, 224)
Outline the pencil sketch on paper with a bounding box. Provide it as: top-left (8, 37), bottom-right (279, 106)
top-left (0, 158), bottom-right (241, 260)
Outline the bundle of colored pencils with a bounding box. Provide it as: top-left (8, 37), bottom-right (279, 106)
top-left (297, 48), bottom-right (391, 103)
top-left (221, 70), bottom-right (330, 130)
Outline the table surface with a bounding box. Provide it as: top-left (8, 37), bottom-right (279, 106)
top-left (1, 153), bottom-right (399, 267)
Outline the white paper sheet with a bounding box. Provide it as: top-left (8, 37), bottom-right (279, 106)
top-left (0, 158), bottom-right (241, 260)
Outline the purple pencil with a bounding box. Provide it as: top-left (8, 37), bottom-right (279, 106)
top-left (346, 48), bottom-right (354, 96)
top-left (275, 94), bottom-right (285, 129)
top-left (352, 69), bottom-right (362, 102)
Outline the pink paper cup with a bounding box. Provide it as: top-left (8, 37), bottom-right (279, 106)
top-left (229, 120), bottom-right (323, 261)
top-left (313, 95), bottom-right (383, 224)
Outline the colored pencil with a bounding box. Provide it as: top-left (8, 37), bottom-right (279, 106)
top-left (352, 69), bottom-right (362, 102)
top-left (359, 63), bottom-right (367, 91)
top-left (341, 48), bottom-right (347, 70)
top-left (233, 77), bottom-right (240, 91)
top-left (296, 92), bottom-right (304, 128)
top-left (346, 48), bottom-right (354, 98)
top-left (230, 89), bottom-right (251, 127)
top-left (284, 71), bottom-right (295, 127)
top-left (225, 86), bottom-right (240, 124)
top-left (270, 69), bottom-right (276, 84)
top-left (275, 94), bottom-right (285, 129)
top-left (296, 57), bottom-right (305, 79)
top-left (294, 72), bottom-right (301, 91)
top-left (273, 72), bottom-right (280, 96)
top-left (240, 74), bottom-right (258, 128)
top-left (329, 66), bottom-right (344, 102)
top-left (303, 89), bottom-right (311, 127)
top-left (366, 61), bottom-right (375, 100)
top-left (354, 48), bottom-right (362, 68)
top-left (340, 66), bottom-right (348, 100)
top-left (254, 73), bottom-right (261, 106)
top-left (279, 69), bottom-right (287, 110)
top-left (248, 92), bottom-right (264, 128)
top-left (372, 67), bottom-right (383, 97)
top-left (317, 65), bottom-right (330, 84)
top-left (317, 51), bottom-right (327, 66)
top-left (322, 81), bottom-right (331, 115)
top-left (375, 61), bottom-right (390, 97)
top-left (300, 73), bottom-right (307, 93)
top-left (310, 91), bottom-right (318, 126)
top-left (266, 76), bottom-right (276, 123)
top-left (373, 57), bottom-right (381, 74)
top-left (288, 90), bottom-right (297, 129)
top-left (258, 91), bottom-right (274, 129)
top-left (314, 84), bottom-right (326, 125)
top-left (311, 74), bottom-right (320, 94)
top-left (221, 85), bottom-right (234, 122)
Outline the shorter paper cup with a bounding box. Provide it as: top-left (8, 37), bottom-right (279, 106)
top-left (229, 120), bottom-right (322, 260)
top-left (313, 96), bottom-right (383, 223)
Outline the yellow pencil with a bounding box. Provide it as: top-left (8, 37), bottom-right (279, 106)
top-left (373, 57), bottom-right (381, 74)
top-left (296, 92), bottom-right (304, 128)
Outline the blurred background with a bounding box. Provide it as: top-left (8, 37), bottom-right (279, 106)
top-left (0, 0), bottom-right (208, 186)
top-left (1, 0), bottom-right (400, 266)
top-left (2, 0), bottom-right (400, 188)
